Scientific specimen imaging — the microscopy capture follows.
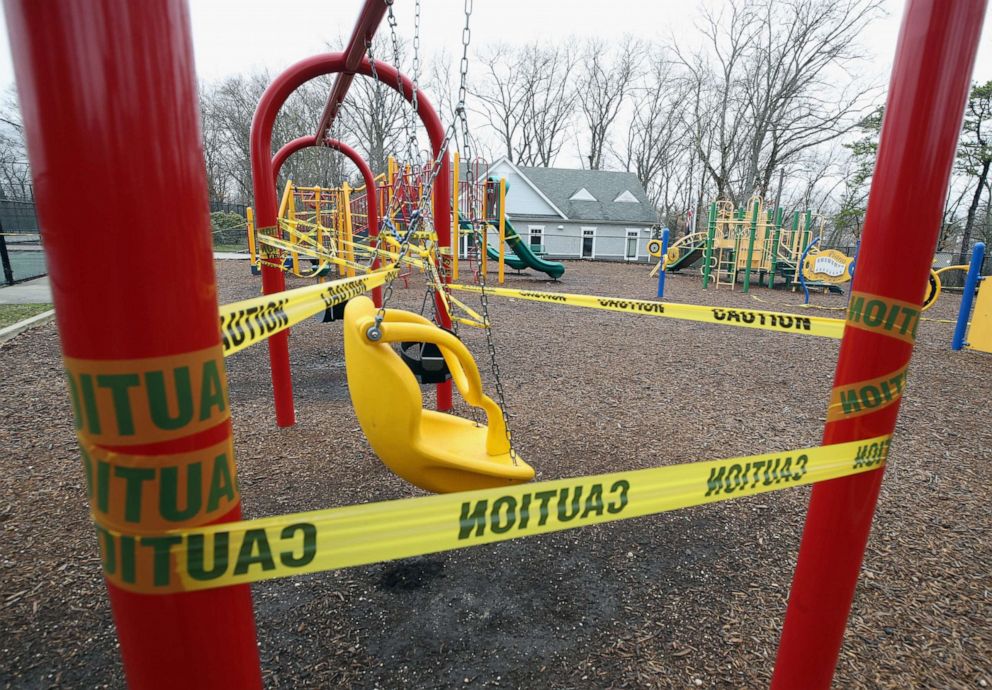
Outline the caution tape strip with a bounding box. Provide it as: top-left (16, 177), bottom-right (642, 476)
top-left (92, 435), bottom-right (890, 594)
top-left (846, 292), bottom-right (920, 344)
top-left (449, 284), bottom-right (846, 339)
top-left (219, 269), bottom-right (395, 356)
top-left (826, 365), bottom-right (908, 422)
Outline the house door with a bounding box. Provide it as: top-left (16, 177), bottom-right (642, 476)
top-left (625, 229), bottom-right (639, 260)
top-left (528, 226), bottom-right (544, 254)
top-left (581, 228), bottom-right (595, 259)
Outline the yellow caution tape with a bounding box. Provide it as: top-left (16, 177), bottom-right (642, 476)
top-left (92, 435), bottom-right (890, 593)
top-left (449, 284), bottom-right (846, 339)
top-left (826, 365), bottom-right (908, 423)
top-left (846, 292), bottom-right (920, 344)
top-left (64, 346), bottom-right (230, 447)
top-left (219, 269), bottom-right (395, 356)
top-left (80, 435), bottom-right (240, 533)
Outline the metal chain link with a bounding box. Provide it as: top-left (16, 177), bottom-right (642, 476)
top-left (451, 0), bottom-right (519, 464)
top-left (365, 0), bottom-right (517, 465)
top-left (387, 2), bottom-right (421, 171)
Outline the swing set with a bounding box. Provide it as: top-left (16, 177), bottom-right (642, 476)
top-left (8, 0), bottom-right (988, 688)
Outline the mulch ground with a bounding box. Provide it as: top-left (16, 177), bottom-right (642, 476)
top-left (1, 259), bottom-right (989, 689)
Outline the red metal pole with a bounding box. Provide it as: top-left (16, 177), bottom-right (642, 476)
top-left (5, 1), bottom-right (261, 688)
top-left (251, 54), bottom-right (452, 416)
top-left (272, 135), bottom-right (382, 306)
top-left (771, 2), bottom-right (987, 687)
top-left (315, 0), bottom-right (389, 141)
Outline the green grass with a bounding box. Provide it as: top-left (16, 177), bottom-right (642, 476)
top-left (213, 243), bottom-right (249, 252)
top-left (0, 303), bottom-right (53, 328)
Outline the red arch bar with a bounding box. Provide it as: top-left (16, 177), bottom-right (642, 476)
top-left (271, 135), bottom-right (383, 306)
top-left (250, 53), bottom-right (452, 427)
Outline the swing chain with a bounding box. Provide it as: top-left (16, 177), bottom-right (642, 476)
top-left (449, 0), bottom-right (518, 465)
top-left (360, 18), bottom-right (395, 272)
top-left (387, 1), bottom-right (421, 171)
top-left (370, 0), bottom-right (469, 337)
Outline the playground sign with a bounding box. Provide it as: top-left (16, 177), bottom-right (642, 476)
top-left (802, 249), bottom-right (854, 284)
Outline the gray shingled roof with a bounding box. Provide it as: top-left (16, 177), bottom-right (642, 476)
top-left (517, 166), bottom-right (658, 224)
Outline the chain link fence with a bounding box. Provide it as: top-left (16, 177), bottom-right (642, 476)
top-left (0, 197), bottom-right (45, 285)
top-left (0, 197), bottom-right (255, 286)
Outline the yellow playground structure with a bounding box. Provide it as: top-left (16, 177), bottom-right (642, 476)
top-left (654, 196), bottom-right (853, 294)
top-left (247, 154), bottom-right (563, 291)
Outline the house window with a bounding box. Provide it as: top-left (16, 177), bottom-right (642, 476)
top-left (528, 226), bottom-right (544, 254)
top-left (614, 190), bottom-right (639, 203)
top-left (581, 227), bottom-right (596, 259)
top-left (625, 229), bottom-right (639, 260)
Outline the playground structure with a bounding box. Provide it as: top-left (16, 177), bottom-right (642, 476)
top-left (5, 0), bottom-right (990, 689)
top-left (656, 196), bottom-right (859, 294)
top-left (248, 154), bottom-right (565, 286)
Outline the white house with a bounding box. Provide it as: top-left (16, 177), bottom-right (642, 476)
top-left (487, 158), bottom-right (659, 262)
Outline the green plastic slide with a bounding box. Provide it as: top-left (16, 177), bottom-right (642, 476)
top-left (666, 244), bottom-right (705, 271)
top-left (457, 213), bottom-right (564, 280)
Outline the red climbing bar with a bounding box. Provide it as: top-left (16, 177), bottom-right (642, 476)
top-left (772, 1), bottom-right (987, 688)
top-left (5, 0), bottom-right (261, 687)
top-left (315, 0), bottom-right (389, 142)
top-left (272, 135), bottom-right (382, 306)
top-left (252, 54), bottom-right (452, 418)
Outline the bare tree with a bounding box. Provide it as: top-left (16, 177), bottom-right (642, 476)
top-left (199, 84), bottom-right (231, 203)
top-left (674, 10), bottom-right (756, 203)
top-left (203, 72), bottom-right (270, 200)
top-left (741, 0), bottom-right (881, 196)
top-left (337, 36), bottom-right (410, 175)
top-left (619, 51), bottom-right (690, 213)
top-left (471, 43), bottom-right (530, 162)
top-left (675, 0), bottom-right (881, 202)
top-left (520, 44), bottom-right (577, 167)
top-left (956, 80), bottom-right (992, 265)
top-left (0, 87), bottom-right (31, 199)
top-left (577, 37), bottom-right (640, 170)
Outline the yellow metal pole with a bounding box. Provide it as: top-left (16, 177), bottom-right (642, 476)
top-left (315, 187), bottom-right (325, 283)
top-left (246, 206), bottom-right (257, 268)
top-left (274, 180), bottom-right (294, 278)
top-left (481, 179), bottom-right (488, 281)
top-left (452, 152), bottom-right (460, 281)
top-left (498, 178), bottom-right (506, 285)
top-left (277, 179), bottom-right (292, 219)
top-left (315, 186), bottom-right (322, 228)
top-left (287, 182), bottom-right (299, 276)
top-left (342, 181), bottom-right (355, 277)
top-left (336, 188), bottom-right (345, 278)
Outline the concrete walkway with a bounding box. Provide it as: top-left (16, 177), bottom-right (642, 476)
top-left (0, 276), bottom-right (51, 304)
top-left (0, 252), bottom-right (251, 305)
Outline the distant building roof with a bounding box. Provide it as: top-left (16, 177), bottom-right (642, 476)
top-left (515, 165), bottom-right (658, 225)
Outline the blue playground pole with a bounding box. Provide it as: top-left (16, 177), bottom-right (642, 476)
top-left (656, 227), bottom-right (670, 299)
top-left (798, 237), bottom-right (820, 305)
top-left (952, 241), bottom-right (986, 351)
top-left (845, 240), bottom-right (860, 308)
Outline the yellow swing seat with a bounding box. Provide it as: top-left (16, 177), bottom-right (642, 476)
top-left (343, 296), bottom-right (534, 493)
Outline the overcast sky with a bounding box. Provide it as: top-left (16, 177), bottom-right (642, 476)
top-left (0, 1), bottom-right (988, 92)
top-left (184, 1), bottom-right (990, 87)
